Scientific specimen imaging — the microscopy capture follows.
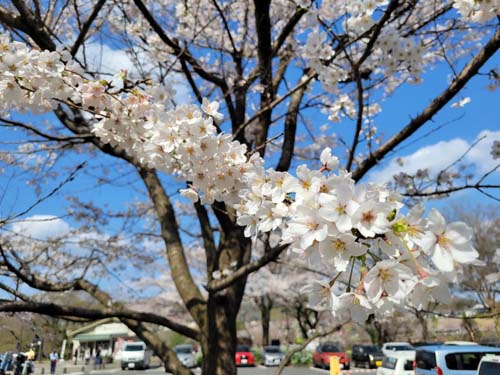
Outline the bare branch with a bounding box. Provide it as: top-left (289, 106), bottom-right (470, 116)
top-left (206, 244), bottom-right (287, 292)
top-left (0, 162), bottom-right (86, 227)
top-left (352, 27), bottom-right (500, 181)
top-left (276, 70), bottom-right (311, 172)
top-left (275, 323), bottom-right (344, 375)
top-left (0, 300), bottom-right (200, 341)
top-left (70, 0), bottom-right (107, 56)
top-left (137, 167), bottom-right (207, 328)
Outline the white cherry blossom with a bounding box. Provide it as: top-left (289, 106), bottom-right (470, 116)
top-left (420, 209), bottom-right (479, 272)
top-left (364, 260), bottom-right (414, 302)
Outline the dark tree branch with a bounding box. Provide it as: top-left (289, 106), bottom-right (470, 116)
top-left (253, 0), bottom-right (274, 156)
top-left (275, 323), bottom-right (344, 375)
top-left (137, 167), bottom-right (207, 329)
top-left (0, 300), bottom-right (200, 341)
top-left (70, 0), bottom-right (107, 56)
top-left (194, 202), bottom-right (218, 281)
top-left (206, 244), bottom-right (287, 292)
top-left (122, 319), bottom-right (194, 375)
top-left (352, 27), bottom-right (500, 182)
top-left (356, 0), bottom-right (400, 67)
top-left (276, 70), bottom-right (311, 172)
top-left (402, 183), bottom-right (500, 200)
top-left (0, 117), bottom-right (92, 142)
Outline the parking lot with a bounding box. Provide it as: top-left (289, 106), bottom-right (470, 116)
top-left (60, 365), bottom-right (376, 375)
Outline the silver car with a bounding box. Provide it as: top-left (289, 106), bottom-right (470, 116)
top-left (174, 345), bottom-right (196, 368)
top-left (262, 346), bottom-right (285, 367)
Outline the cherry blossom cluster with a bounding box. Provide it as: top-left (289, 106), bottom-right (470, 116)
top-left (0, 35), bottom-right (251, 205)
top-left (0, 36), bottom-right (480, 323)
top-left (0, 36), bottom-right (81, 114)
top-left (454, 0), bottom-right (500, 23)
top-left (92, 97), bottom-right (255, 205)
top-left (235, 147), bottom-right (478, 322)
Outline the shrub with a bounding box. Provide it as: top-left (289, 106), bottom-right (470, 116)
top-left (290, 350), bottom-right (312, 366)
top-left (251, 348), bottom-right (262, 364)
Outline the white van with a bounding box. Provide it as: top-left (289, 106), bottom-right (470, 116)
top-left (477, 354), bottom-right (500, 375)
top-left (120, 342), bottom-right (152, 370)
top-left (415, 344), bottom-right (500, 375)
top-left (376, 351), bottom-right (415, 375)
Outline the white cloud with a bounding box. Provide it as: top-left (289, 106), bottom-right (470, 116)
top-left (10, 215), bottom-right (71, 239)
top-left (370, 129), bottom-right (500, 183)
top-left (463, 130), bottom-right (500, 173)
top-left (79, 43), bottom-right (136, 75)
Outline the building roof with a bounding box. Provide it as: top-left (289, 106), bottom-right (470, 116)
top-left (68, 319), bottom-right (135, 342)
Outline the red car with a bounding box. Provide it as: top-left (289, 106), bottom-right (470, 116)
top-left (313, 343), bottom-right (350, 370)
top-left (235, 345), bottom-right (254, 367)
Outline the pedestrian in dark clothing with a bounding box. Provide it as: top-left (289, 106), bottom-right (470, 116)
top-left (49, 350), bottom-right (59, 375)
top-left (94, 348), bottom-right (102, 370)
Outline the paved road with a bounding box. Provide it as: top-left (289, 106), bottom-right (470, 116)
top-left (60, 365), bottom-right (376, 375)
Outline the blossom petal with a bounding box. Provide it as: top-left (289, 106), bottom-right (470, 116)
top-left (431, 245), bottom-right (454, 272)
top-left (428, 208), bottom-right (446, 234)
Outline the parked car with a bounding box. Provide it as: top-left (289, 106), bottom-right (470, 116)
top-left (352, 344), bottom-right (384, 368)
top-left (235, 345), bottom-right (254, 367)
top-left (262, 346), bottom-right (284, 367)
top-left (477, 354), bottom-right (500, 375)
top-left (376, 351), bottom-right (415, 375)
top-left (313, 342), bottom-right (350, 370)
top-left (415, 344), bottom-right (500, 375)
top-left (413, 342), bottom-right (444, 347)
top-left (480, 342), bottom-right (500, 348)
top-left (120, 342), bottom-right (152, 370)
top-left (382, 342), bottom-right (415, 357)
top-left (174, 344), bottom-right (196, 368)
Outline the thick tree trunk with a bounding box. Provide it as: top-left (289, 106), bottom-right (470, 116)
top-left (200, 228), bottom-right (250, 375)
top-left (365, 315), bottom-right (384, 346)
top-left (259, 295), bottom-right (273, 346)
top-left (295, 305), bottom-right (309, 340)
top-left (462, 318), bottom-right (477, 342)
top-left (416, 311), bottom-right (429, 342)
top-left (201, 298), bottom-right (238, 375)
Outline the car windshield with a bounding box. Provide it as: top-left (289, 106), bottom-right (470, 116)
top-left (175, 347), bottom-right (192, 354)
top-left (479, 361), bottom-right (500, 375)
top-left (322, 345), bottom-right (340, 352)
top-left (446, 352), bottom-right (499, 370)
top-left (124, 345), bottom-right (144, 352)
top-left (387, 345), bottom-right (413, 351)
top-left (264, 347), bottom-right (281, 353)
top-left (236, 345), bottom-right (250, 352)
top-left (364, 346), bottom-right (382, 353)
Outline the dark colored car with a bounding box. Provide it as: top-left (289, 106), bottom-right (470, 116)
top-left (352, 344), bottom-right (384, 368)
top-left (313, 343), bottom-right (350, 370)
top-left (235, 345), bottom-right (254, 367)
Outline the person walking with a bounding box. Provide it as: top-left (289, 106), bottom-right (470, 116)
top-left (94, 347), bottom-right (102, 370)
top-left (49, 350), bottom-right (58, 375)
